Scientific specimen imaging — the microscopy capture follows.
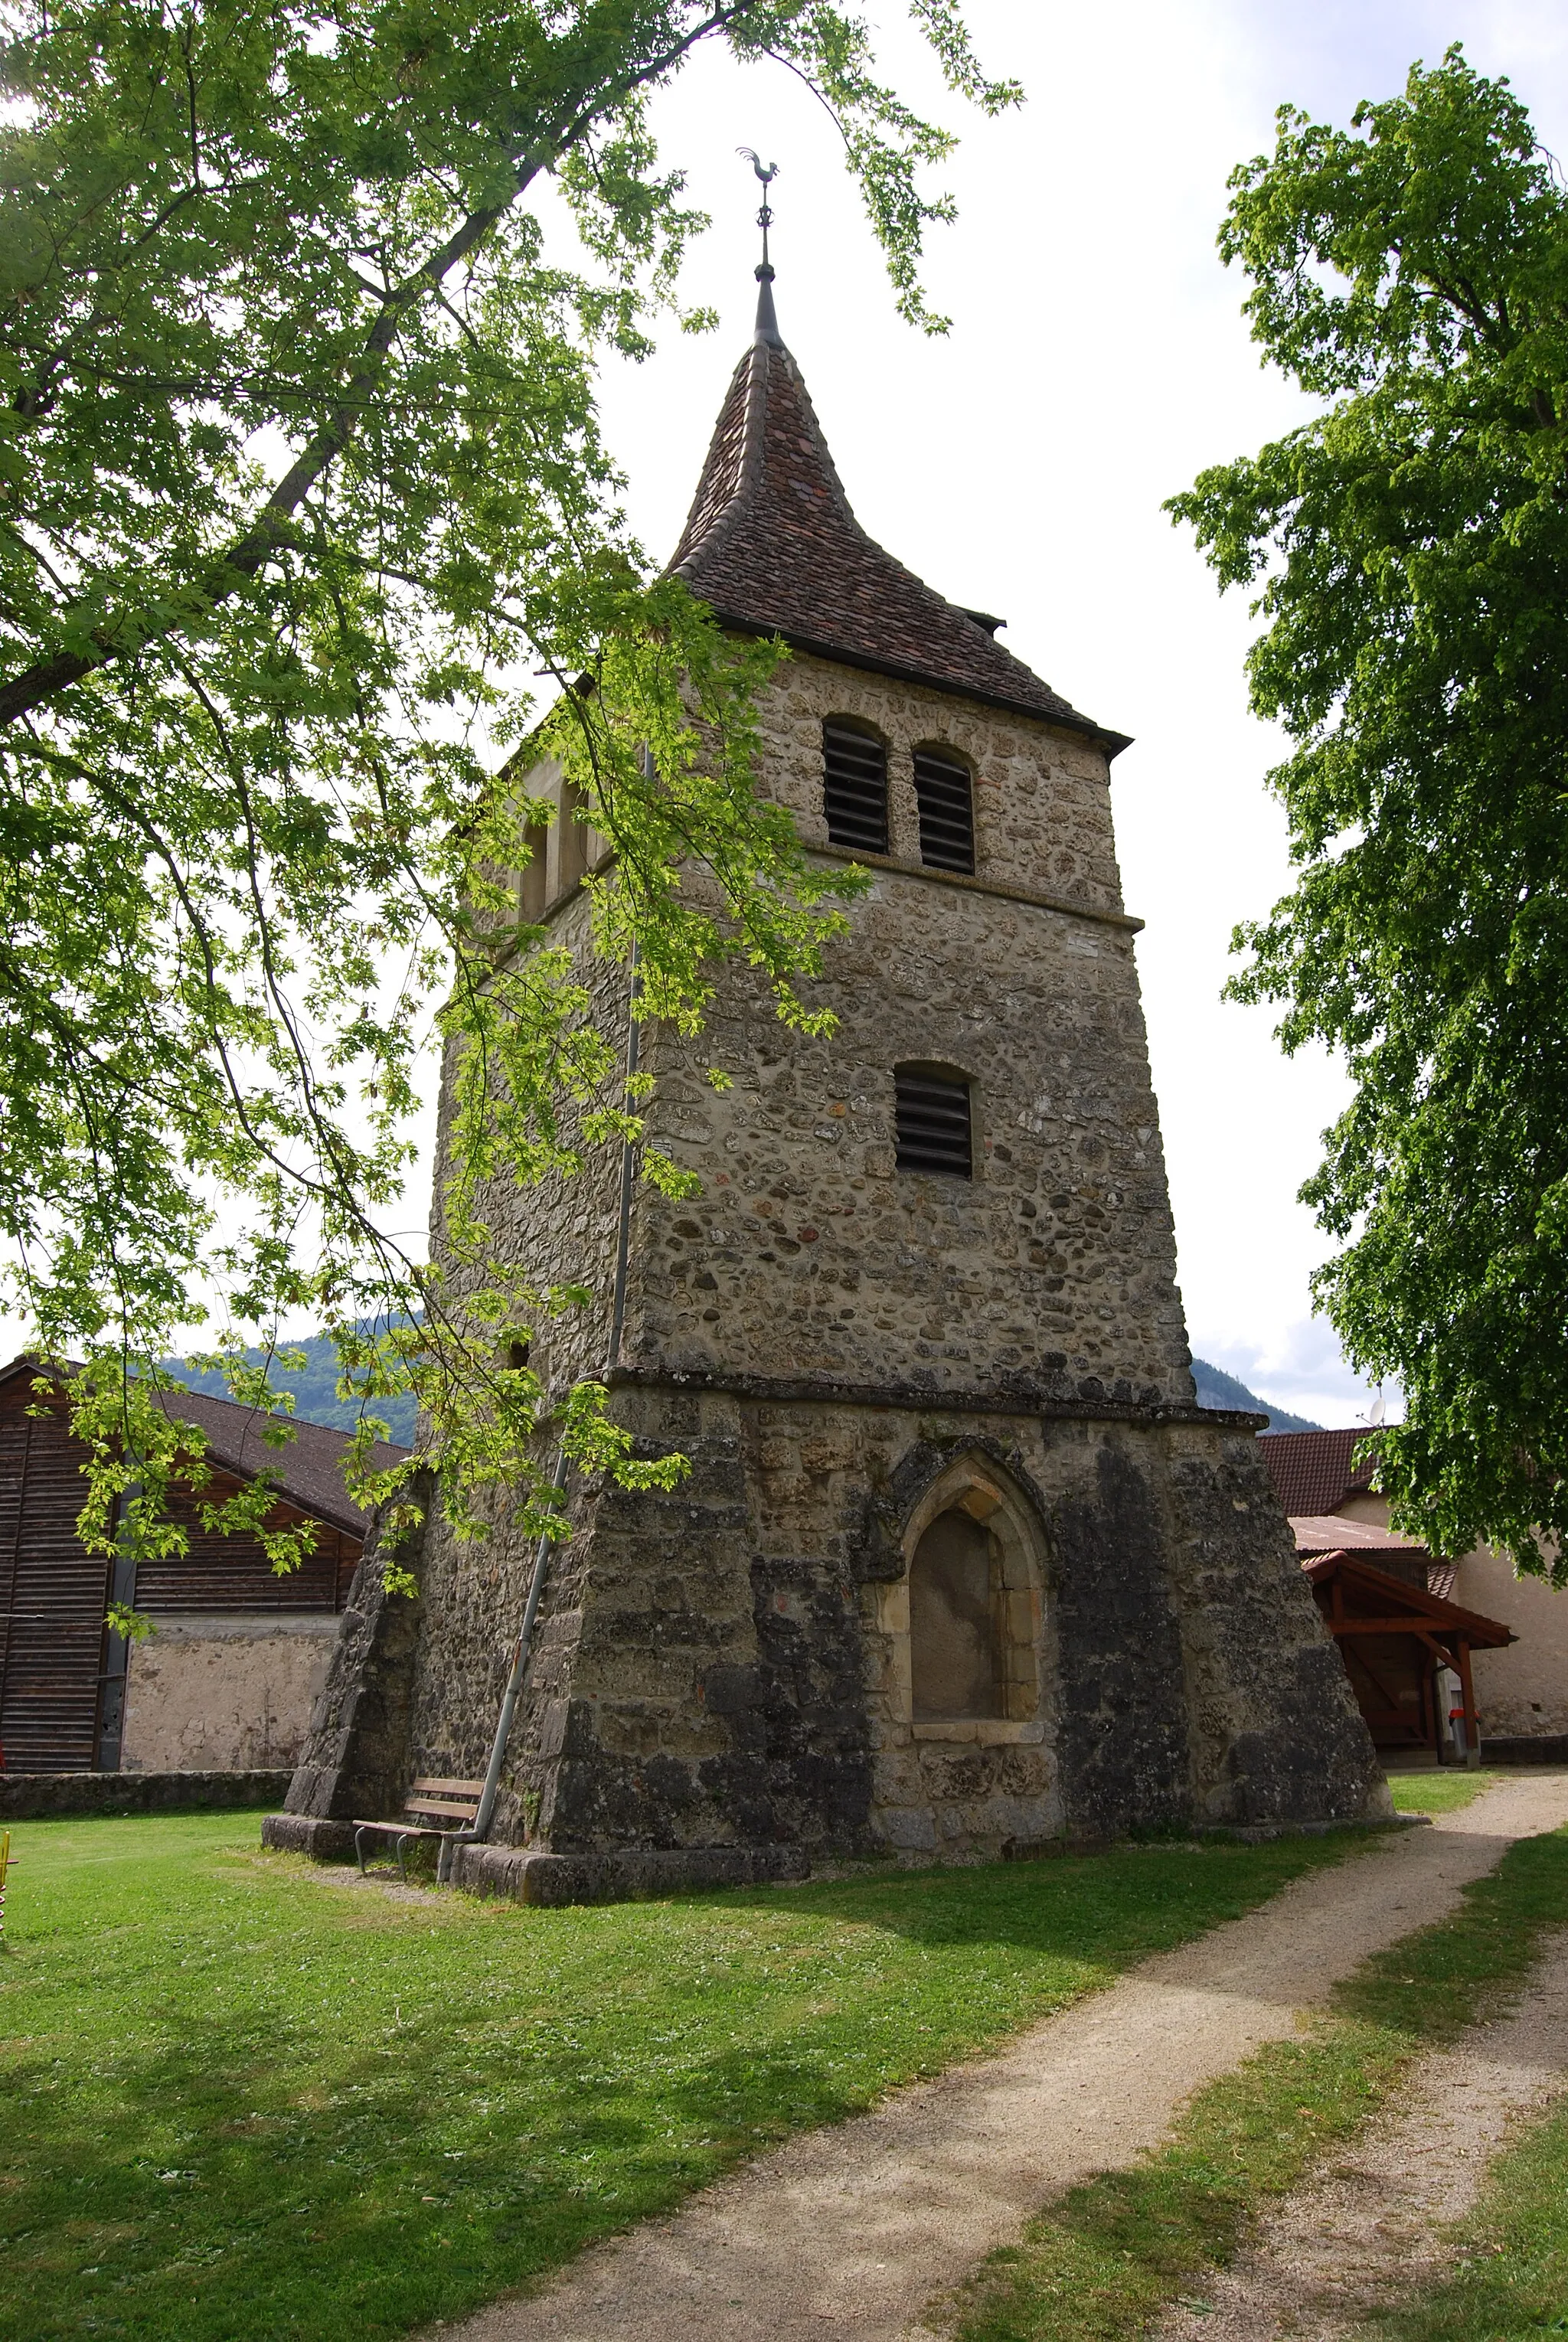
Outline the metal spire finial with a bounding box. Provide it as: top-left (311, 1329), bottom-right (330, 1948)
top-left (737, 149), bottom-right (782, 345)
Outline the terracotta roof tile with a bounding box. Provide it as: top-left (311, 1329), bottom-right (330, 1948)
top-left (669, 306), bottom-right (1129, 748)
top-left (1259, 1427), bottom-right (1380, 1517)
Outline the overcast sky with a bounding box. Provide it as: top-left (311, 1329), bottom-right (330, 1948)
top-left (560, 0), bottom-right (1568, 1428)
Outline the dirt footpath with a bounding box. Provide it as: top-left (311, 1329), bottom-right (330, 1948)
top-left (1151, 1925), bottom-right (1568, 2342)
top-left (434, 1775), bottom-right (1568, 2342)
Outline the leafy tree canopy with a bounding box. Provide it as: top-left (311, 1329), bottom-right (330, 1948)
top-left (0, 0), bottom-right (1017, 1596)
top-left (1171, 47), bottom-right (1568, 1581)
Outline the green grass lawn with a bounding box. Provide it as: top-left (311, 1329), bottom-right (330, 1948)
top-left (949, 1824), bottom-right (1568, 2342)
top-left (0, 1811), bottom-right (1370, 2342)
top-left (1387, 1769), bottom-right (1510, 1814)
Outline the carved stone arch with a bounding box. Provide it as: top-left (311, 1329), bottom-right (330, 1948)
top-left (898, 1450), bottom-right (1047, 1730)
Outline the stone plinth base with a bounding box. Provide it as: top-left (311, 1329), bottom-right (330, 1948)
top-left (1476, 1737), bottom-right (1568, 1766)
top-left (261, 1812), bottom-right (358, 1861)
top-left (2, 1769), bottom-right (292, 1821)
top-left (451, 1841), bottom-right (811, 1906)
top-left (261, 1812), bottom-right (811, 1906)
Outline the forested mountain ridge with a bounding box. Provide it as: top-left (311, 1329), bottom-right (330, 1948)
top-left (1190, 1359), bottom-right (1321, 1433)
top-left (165, 1332), bottom-right (420, 1448)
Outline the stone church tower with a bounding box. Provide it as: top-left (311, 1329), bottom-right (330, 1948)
top-left (273, 274), bottom-right (1387, 1894)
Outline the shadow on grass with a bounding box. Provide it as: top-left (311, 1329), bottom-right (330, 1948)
top-left (2, 1820), bottom-right (1369, 2342)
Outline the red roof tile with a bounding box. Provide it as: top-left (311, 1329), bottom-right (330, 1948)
top-left (670, 302), bottom-right (1129, 748)
top-left (1259, 1427), bottom-right (1380, 1518)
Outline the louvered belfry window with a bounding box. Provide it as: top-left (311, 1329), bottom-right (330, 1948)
top-left (822, 720), bottom-right (889, 854)
top-left (913, 748), bottom-right (975, 874)
top-left (895, 1067), bottom-right (973, 1178)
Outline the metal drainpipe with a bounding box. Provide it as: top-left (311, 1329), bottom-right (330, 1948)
top-left (446, 927), bottom-right (642, 1880)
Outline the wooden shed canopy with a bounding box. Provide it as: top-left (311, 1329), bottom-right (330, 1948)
top-left (1305, 1549), bottom-right (1513, 1757)
top-left (1303, 1550), bottom-right (1513, 1651)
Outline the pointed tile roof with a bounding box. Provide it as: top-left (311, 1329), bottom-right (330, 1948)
top-left (1259, 1428), bottom-right (1381, 1519)
top-left (668, 292), bottom-right (1129, 751)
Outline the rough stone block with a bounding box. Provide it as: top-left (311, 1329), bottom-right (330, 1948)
top-left (260, 1812), bottom-right (356, 1861)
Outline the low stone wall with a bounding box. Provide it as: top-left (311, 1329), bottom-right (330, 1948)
top-left (1, 1769), bottom-right (292, 1821)
top-left (1481, 1736), bottom-right (1568, 1766)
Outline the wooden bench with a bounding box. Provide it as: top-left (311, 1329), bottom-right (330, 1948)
top-left (354, 1778), bottom-right (485, 1883)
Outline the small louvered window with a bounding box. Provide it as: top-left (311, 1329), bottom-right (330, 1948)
top-left (822, 720), bottom-right (889, 854)
top-left (913, 749), bottom-right (975, 875)
top-left (895, 1067), bottom-right (972, 1178)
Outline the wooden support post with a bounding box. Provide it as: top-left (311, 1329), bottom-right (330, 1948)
top-left (1456, 1638), bottom-right (1480, 1769)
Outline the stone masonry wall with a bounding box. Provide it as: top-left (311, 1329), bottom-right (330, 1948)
top-left (375, 1383), bottom-right (1385, 1862)
top-left (430, 878), bottom-right (632, 1395)
top-left (462, 655), bottom-right (1194, 1410)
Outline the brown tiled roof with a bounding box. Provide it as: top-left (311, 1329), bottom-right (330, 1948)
top-left (0, 1356), bottom-right (406, 1542)
top-left (1259, 1427), bottom-right (1380, 1518)
top-left (149, 1387), bottom-right (407, 1540)
top-left (669, 298), bottom-right (1129, 748)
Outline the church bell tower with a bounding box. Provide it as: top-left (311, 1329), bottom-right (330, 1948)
top-left (274, 257), bottom-right (1387, 1893)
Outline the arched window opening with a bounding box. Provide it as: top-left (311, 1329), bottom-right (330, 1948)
top-left (822, 719), bottom-right (889, 854)
top-left (910, 1511), bottom-right (1004, 1722)
top-left (913, 748), bottom-right (975, 874)
top-left (895, 1066), bottom-right (972, 1178)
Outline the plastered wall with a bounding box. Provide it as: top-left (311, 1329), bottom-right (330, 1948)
top-left (122, 1615), bottom-right (341, 1773)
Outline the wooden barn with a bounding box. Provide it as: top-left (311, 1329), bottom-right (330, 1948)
top-left (0, 1358), bottom-right (403, 1775)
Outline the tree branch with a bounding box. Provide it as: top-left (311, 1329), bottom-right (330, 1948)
top-left (0, 3), bottom-right (750, 729)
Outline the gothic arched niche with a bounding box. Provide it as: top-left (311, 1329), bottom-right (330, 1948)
top-left (910, 1510), bottom-right (1001, 1721)
top-left (900, 1458), bottom-right (1044, 1731)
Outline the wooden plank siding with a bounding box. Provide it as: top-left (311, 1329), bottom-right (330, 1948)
top-left (0, 1400), bottom-right (111, 1771)
top-left (134, 1489), bottom-right (358, 1615)
top-left (0, 1377), bottom-right (361, 1772)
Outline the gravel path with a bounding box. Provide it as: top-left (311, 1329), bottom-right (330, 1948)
top-left (1149, 1926), bottom-right (1568, 2342)
top-left (433, 1775), bottom-right (1568, 2342)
